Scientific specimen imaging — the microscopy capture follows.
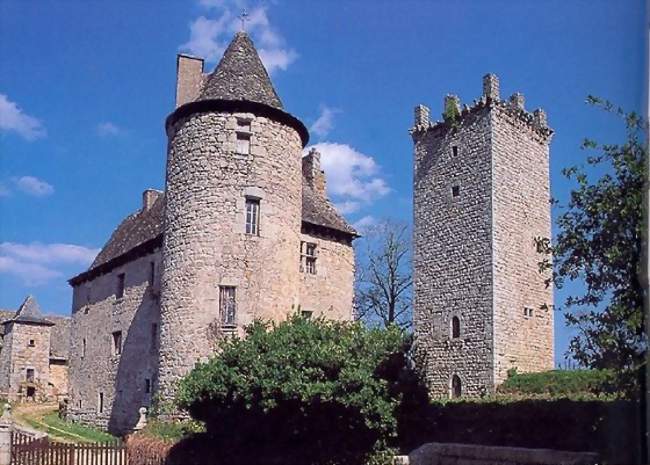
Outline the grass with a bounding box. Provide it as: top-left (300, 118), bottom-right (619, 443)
top-left (141, 419), bottom-right (205, 443)
top-left (15, 406), bottom-right (116, 443)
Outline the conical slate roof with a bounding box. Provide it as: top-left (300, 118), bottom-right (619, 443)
top-left (6, 295), bottom-right (53, 326)
top-left (198, 32), bottom-right (283, 109)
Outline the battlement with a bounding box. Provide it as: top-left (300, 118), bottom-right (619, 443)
top-left (410, 74), bottom-right (553, 140)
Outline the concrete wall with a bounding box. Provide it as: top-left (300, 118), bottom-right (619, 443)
top-left (412, 107), bottom-right (495, 397)
top-left (298, 229), bottom-right (354, 321)
top-left (159, 111), bottom-right (303, 399)
top-left (491, 104), bottom-right (554, 384)
top-left (67, 249), bottom-right (161, 433)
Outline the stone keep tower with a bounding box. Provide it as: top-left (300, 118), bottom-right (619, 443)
top-left (158, 33), bottom-right (309, 397)
top-left (411, 74), bottom-right (554, 397)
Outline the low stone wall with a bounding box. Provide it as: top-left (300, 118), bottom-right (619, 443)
top-left (406, 443), bottom-right (598, 465)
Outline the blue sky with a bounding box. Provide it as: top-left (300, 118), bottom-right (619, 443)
top-left (0, 0), bottom-right (645, 365)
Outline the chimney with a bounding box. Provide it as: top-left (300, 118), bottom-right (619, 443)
top-left (302, 148), bottom-right (327, 196)
top-left (482, 73), bottom-right (500, 101)
top-left (175, 54), bottom-right (205, 108)
top-left (414, 104), bottom-right (430, 127)
top-left (142, 189), bottom-right (162, 211)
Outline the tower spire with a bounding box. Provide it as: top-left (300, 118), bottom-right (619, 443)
top-left (239, 9), bottom-right (249, 32)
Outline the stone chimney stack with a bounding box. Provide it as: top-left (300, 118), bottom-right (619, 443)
top-left (509, 92), bottom-right (525, 110)
top-left (142, 189), bottom-right (162, 211)
top-left (414, 104), bottom-right (430, 127)
top-left (482, 73), bottom-right (500, 101)
top-left (302, 148), bottom-right (327, 196)
top-left (175, 54), bottom-right (205, 108)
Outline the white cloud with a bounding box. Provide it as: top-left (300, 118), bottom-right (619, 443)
top-left (0, 242), bottom-right (99, 286)
top-left (353, 215), bottom-right (378, 234)
top-left (96, 121), bottom-right (123, 137)
top-left (13, 176), bottom-right (54, 197)
top-left (305, 143), bottom-right (390, 214)
top-left (0, 94), bottom-right (46, 141)
top-left (310, 106), bottom-right (340, 139)
top-left (180, 2), bottom-right (298, 73)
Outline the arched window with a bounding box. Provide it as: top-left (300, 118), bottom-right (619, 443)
top-left (451, 375), bottom-right (462, 398)
top-left (451, 316), bottom-right (460, 338)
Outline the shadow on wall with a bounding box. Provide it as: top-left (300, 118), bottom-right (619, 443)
top-left (107, 292), bottom-right (159, 435)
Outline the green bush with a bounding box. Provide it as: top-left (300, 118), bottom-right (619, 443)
top-left (175, 315), bottom-right (427, 465)
top-left (497, 369), bottom-right (617, 398)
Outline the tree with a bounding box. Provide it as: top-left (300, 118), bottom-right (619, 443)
top-left (536, 97), bottom-right (647, 389)
top-left (174, 315), bottom-right (426, 465)
top-left (355, 220), bottom-right (413, 328)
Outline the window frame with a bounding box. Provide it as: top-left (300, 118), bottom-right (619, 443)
top-left (112, 330), bottom-right (123, 356)
top-left (300, 241), bottom-right (318, 275)
top-left (116, 273), bottom-right (126, 299)
top-left (245, 197), bottom-right (260, 236)
top-left (219, 286), bottom-right (237, 327)
top-left (25, 368), bottom-right (35, 383)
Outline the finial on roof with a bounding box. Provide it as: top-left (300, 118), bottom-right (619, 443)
top-left (239, 9), bottom-right (250, 32)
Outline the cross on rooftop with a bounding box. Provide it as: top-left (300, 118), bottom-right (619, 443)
top-left (239, 9), bottom-right (249, 31)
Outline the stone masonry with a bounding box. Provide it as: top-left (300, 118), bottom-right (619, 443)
top-left (411, 74), bottom-right (554, 397)
top-left (67, 32), bottom-right (357, 433)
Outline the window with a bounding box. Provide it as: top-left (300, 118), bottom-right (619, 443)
top-left (25, 368), bottom-right (34, 383)
top-left (112, 331), bottom-right (122, 356)
top-left (82, 338), bottom-right (87, 358)
top-left (28, 339), bottom-right (35, 347)
top-left (451, 316), bottom-right (460, 338)
top-left (300, 242), bottom-right (317, 274)
top-left (301, 310), bottom-right (313, 319)
top-left (451, 185), bottom-right (460, 197)
top-left (116, 273), bottom-right (125, 299)
top-left (98, 392), bottom-right (104, 414)
top-left (78, 399), bottom-right (82, 409)
top-left (245, 198), bottom-right (260, 235)
top-left (151, 323), bottom-right (158, 351)
top-left (219, 286), bottom-right (236, 327)
top-left (145, 378), bottom-right (151, 394)
top-left (451, 375), bottom-right (462, 398)
top-left (149, 262), bottom-right (155, 286)
top-left (452, 145), bottom-right (458, 156)
top-left (524, 307), bottom-right (534, 317)
top-left (236, 119), bottom-right (252, 155)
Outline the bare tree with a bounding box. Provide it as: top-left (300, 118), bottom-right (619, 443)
top-left (354, 219), bottom-right (413, 328)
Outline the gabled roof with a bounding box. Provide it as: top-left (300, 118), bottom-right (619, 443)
top-left (4, 296), bottom-right (54, 326)
top-left (197, 32), bottom-right (283, 110)
top-left (302, 183), bottom-right (357, 237)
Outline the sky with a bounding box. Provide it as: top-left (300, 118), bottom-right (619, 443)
top-left (0, 0), bottom-right (646, 366)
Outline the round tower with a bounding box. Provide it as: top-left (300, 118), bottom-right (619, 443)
top-left (158, 32), bottom-right (309, 398)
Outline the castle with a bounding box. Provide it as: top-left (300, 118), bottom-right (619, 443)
top-left (66, 32), bottom-right (357, 432)
top-left (411, 75), bottom-right (554, 397)
top-left (0, 296), bottom-right (70, 402)
top-left (61, 33), bottom-right (554, 433)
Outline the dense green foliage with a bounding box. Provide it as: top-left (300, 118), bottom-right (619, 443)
top-left (175, 315), bottom-right (426, 465)
top-left (537, 98), bottom-right (647, 390)
top-left (141, 419), bottom-right (205, 442)
top-left (497, 369), bottom-right (616, 398)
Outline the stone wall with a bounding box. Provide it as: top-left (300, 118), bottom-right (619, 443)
top-left (412, 107), bottom-right (495, 396)
top-left (159, 111), bottom-right (303, 399)
top-left (48, 360), bottom-right (68, 397)
top-left (1, 322), bottom-right (52, 401)
top-left (67, 249), bottom-right (161, 433)
top-left (407, 443), bottom-right (598, 465)
top-left (412, 75), bottom-right (554, 397)
top-left (298, 229), bottom-right (354, 321)
top-left (491, 103), bottom-right (554, 384)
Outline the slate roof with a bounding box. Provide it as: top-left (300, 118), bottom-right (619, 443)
top-left (5, 296), bottom-right (54, 326)
top-left (302, 184), bottom-right (357, 236)
top-left (197, 32), bottom-right (283, 110)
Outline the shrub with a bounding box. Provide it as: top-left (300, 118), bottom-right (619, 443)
top-left (497, 369), bottom-right (618, 398)
top-left (175, 315), bottom-right (427, 465)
